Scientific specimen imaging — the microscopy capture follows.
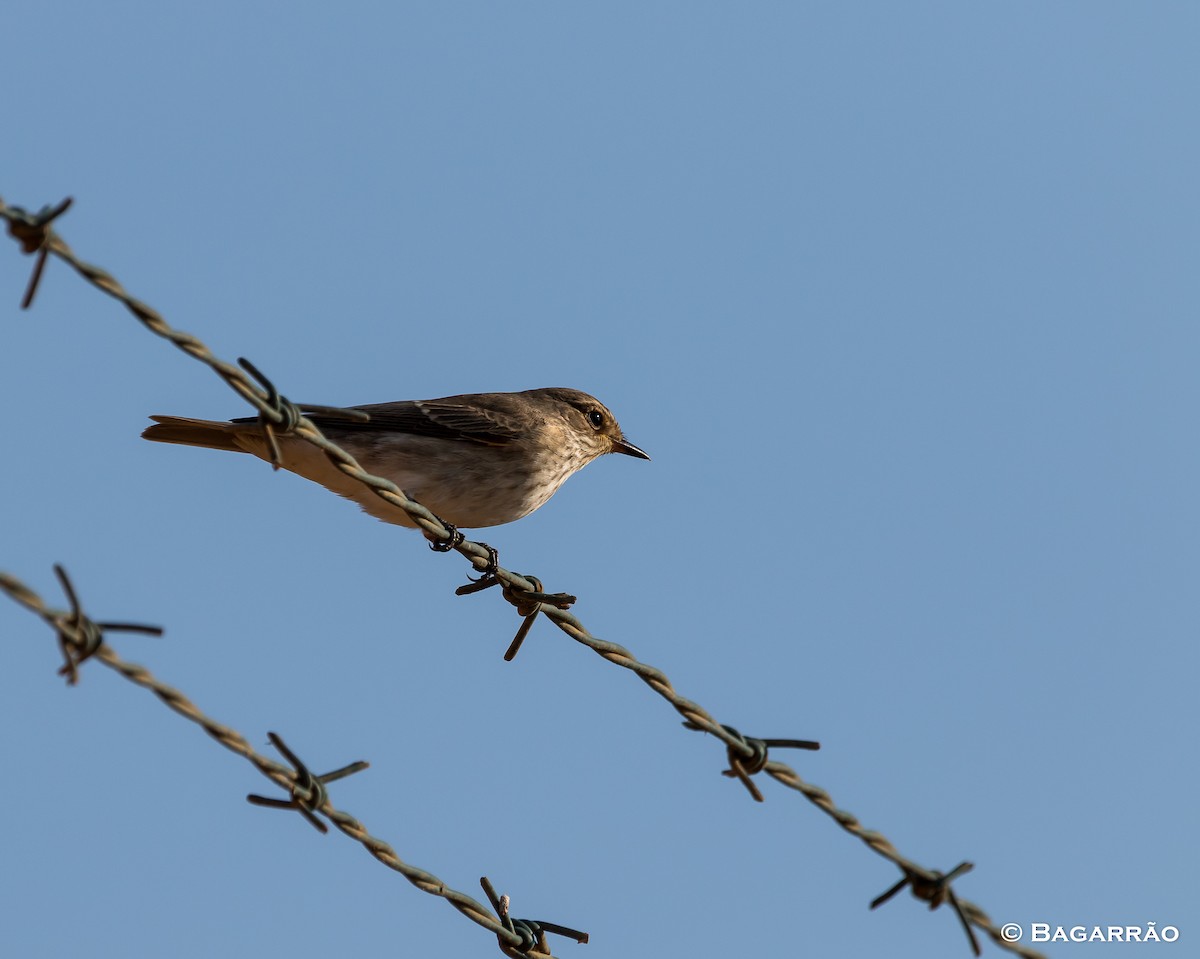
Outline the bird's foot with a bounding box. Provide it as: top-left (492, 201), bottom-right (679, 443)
top-left (427, 518), bottom-right (465, 552)
top-left (474, 542), bottom-right (500, 576)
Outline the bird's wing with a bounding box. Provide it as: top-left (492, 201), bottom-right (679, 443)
top-left (247, 397), bottom-right (525, 446)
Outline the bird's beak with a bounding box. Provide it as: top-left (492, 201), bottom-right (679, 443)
top-left (611, 436), bottom-right (651, 460)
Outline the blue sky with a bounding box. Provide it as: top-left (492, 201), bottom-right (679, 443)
top-left (2, 4), bottom-right (1196, 957)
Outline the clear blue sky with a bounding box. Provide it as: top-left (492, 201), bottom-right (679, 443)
top-left (3, 4), bottom-right (1196, 956)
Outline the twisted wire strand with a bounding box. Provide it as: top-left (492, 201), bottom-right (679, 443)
top-left (0, 569), bottom-right (554, 959)
top-left (1, 196), bottom-right (1044, 957)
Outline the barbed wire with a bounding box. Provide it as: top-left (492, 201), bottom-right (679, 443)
top-left (1, 195), bottom-right (1047, 957)
top-left (0, 565), bottom-right (585, 959)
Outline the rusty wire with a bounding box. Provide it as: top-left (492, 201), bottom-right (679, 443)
top-left (1, 195), bottom-right (1046, 957)
top-left (0, 566), bottom-right (579, 959)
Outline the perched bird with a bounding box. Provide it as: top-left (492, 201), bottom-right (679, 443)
top-left (142, 387), bottom-right (649, 530)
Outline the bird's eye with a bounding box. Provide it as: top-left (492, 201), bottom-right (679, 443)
top-left (588, 410), bottom-right (604, 429)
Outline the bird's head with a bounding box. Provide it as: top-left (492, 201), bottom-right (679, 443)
top-left (535, 388), bottom-right (650, 463)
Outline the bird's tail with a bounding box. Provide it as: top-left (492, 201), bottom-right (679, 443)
top-left (141, 416), bottom-right (247, 453)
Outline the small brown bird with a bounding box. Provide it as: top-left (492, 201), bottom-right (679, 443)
top-left (142, 387), bottom-right (649, 530)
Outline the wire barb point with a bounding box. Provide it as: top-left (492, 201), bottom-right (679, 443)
top-left (245, 731), bottom-right (369, 834)
top-left (4, 196), bottom-right (74, 309)
top-left (500, 575), bottom-right (567, 662)
top-left (45, 563), bottom-right (163, 685)
top-left (480, 876), bottom-right (589, 956)
top-left (455, 568), bottom-right (576, 661)
top-left (871, 862), bottom-right (980, 956)
top-left (682, 722), bottom-right (820, 802)
top-left (236, 356), bottom-right (368, 469)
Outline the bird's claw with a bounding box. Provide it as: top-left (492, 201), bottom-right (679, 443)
top-left (428, 520), bottom-right (464, 552)
top-left (473, 542), bottom-right (499, 576)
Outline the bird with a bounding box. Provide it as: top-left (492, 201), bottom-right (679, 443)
top-left (142, 387), bottom-right (649, 531)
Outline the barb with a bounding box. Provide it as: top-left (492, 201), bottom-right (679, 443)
top-left (682, 722), bottom-right (820, 803)
top-left (0, 568), bottom-right (563, 959)
top-left (0, 563), bottom-right (163, 685)
top-left (872, 862), bottom-right (980, 956)
top-left (480, 876), bottom-right (589, 958)
top-left (245, 731), bottom-right (370, 833)
top-left (456, 572), bottom-right (575, 661)
top-left (236, 356), bottom-right (370, 470)
top-left (1, 196), bottom-right (1045, 957)
top-left (5, 195), bottom-right (73, 308)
